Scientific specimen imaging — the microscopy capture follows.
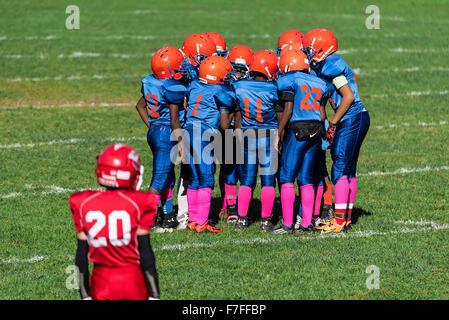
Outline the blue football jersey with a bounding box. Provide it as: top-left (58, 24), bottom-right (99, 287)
top-left (313, 54), bottom-right (365, 121)
top-left (141, 75), bottom-right (187, 126)
top-left (185, 80), bottom-right (235, 130)
top-left (232, 79), bottom-right (279, 130)
top-left (277, 71), bottom-right (330, 123)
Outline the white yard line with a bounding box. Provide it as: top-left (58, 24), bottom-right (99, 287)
top-left (1, 164), bottom-right (448, 200)
top-left (2, 221), bottom-right (447, 264)
top-left (0, 136), bottom-right (147, 150)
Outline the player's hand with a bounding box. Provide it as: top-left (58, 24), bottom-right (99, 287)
top-left (326, 122), bottom-right (337, 144)
top-left (274, 130), bottom-right (283, 154)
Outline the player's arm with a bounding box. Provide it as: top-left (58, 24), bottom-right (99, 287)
top-left (136, 96), bottom-right (150, 128)
top-left (137, 228), bottom-right (160, 300)
top-left (75, 231), bottom-right (91, 300)
top-left (329, 79), bottom-right (354, 124)
top-left (220, 110), bottom-right (233, 130)
top-left (276, 92), bottom-right (294, 150)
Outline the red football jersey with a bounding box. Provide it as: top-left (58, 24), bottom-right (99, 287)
top-left (69, 189), bottom-right (157, 268)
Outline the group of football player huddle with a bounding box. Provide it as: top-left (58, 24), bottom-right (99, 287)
top-left (135, 29), bottom-right (369, 235)
top-left (69, 28), bottom-right (370, 299)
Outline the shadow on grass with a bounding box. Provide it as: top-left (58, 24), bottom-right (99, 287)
top-left (351, 207), bottom-right (373, 225)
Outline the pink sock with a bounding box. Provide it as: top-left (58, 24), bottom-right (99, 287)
top-left (281, 183), bottom-right (295, 227)
top-left (237, 185), bottom-right (252, 217)
top-left (260, 186), bottom-right (275, 219)
top-left (161, 188), bottom-right (173, 201)
top-left (348, 177), bottom-right (357, 221)
top-left (223, 184), bottom-right (237, 209)
top-left (334, 176), bottom-right (350, 224)
top-left (186, 189), bottom-right (198, 222)
top-left (300, 184), bottom-right (315, 227)
top-left (313, 185), bottom-right (324, 218)
top-left (196, 188), bottom-right (212, 225)
top-left (153, 194), bottom-right (161, 208)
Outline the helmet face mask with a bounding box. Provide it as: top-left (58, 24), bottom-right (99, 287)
top-left (226, 45), bottom-right (254, 80)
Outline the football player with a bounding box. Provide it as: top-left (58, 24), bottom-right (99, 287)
top-left (232, 50), bottom-right (279, 231)
top-left (216, 45), bottom-right (255, 224)
top-left (184, 56), bottom-right (235, 233)
top-left (205, 31), bottom-right (228, 57)
top-left (276, 30), bottom-right (304, 56)
top-left (136, 46), bottom-right (187, 232)
top-left (175, 34), bottom-right (218, 228)
top-left (303, 28), bottom-right (370, 232)
top-left (69, 144), bottom-right (160, 300)
top-left (272, 49), bottom-right (330, 234)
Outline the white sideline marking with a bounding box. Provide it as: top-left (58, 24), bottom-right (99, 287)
top-left (152, 221), bottom-right (449, 252)
top-left (0, 136), bottom-right (146, 150)
top-left (1, 256), bottom-right (46, 265)
top-left (357, 166), bottom-right (449, 177)
top-left (6, 74), bottom-right (140, 82)
top-left (0, 119), bottom-right (447, 149)
top-left (2, 221), bottom-right (448, 264)
top-left (1, 164), bottom-right (448, 200)
top-left (369, 90), bottom-right (449, 99)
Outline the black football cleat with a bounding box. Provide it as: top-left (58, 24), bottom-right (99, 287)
top-left (235, 216), bottom-right (249, 230)
top-left (260, 218), bottom-right (273, 232)
top-left (297, 224), bottom-right (315, 233)
top-left (161, 212), bottom-right (179, 229)
top-left (269, 222), bottom-right (295, 235)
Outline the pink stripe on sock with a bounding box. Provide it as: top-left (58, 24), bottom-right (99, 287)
top-left (300, 184), bottom-right (315, 227)
top-left (314, 185), bottom-right (324, 217)
top-left (281, 183), bottom-right (295, 227)
top-left (196, 188), bottom-right (212, 225)
top-left (186, 189), bottom-right (198, 223)
top-left (237, 185), bottom-right (252, 217)
top-left (261, 186), bottom-right (275, 219)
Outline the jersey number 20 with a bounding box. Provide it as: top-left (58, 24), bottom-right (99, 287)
top-left (85, 210), bottom-right (131, 247)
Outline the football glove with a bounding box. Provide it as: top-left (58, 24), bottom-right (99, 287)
top-left (326, 121), bottom-right (337, 144)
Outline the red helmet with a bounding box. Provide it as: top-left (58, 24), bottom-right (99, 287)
top-left (302, 28), bottom-right (338, 63)
top-left (277, 30), bottom-right (304, 56)
top-left (198, 56), bottom-right (233, 84)
top-left (249, 50), bottom-right (279, 80)
top-left (151, 46), bottom-right (184, 80)
top-left (181, 33), bottom-right (217, 66)
top-left (96, 144), bottom-right (141, 190)
top-left (279, 49), bottom-right (310, 74)
top-left (205, 32), bottom-right (227, 56)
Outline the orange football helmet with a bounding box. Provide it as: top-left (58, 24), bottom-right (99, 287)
top-left (198, 56), bottom-right (233, 84)
top-left (277, 30), bottom-right (304, 56)
top-left (279, 49), bottom-right (310, 74)
top-left (205, 32), bottom-right (227, 57)
top-left (181, 33), bottom-right (217, 66)
top-left (302, 28), bottom-right (338, 63)
top-left (227, 45), bottom-right (254, 77)
top-left (249, 50), bottom-right (279, 80)
top-left (151, 46), bottom-right (184, 80)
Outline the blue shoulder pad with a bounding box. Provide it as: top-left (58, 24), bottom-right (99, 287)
top-left (216, 85), bottom-right (236, 110)
top-left (163, 79), bottom-right (187, 105)
top-left (320, 55), bottom-right (346, 79)
top-left (276, 72), bottom-right (294, 93)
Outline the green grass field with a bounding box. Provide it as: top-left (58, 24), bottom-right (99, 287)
top-left (1, 0), bottom-right (449, 300)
